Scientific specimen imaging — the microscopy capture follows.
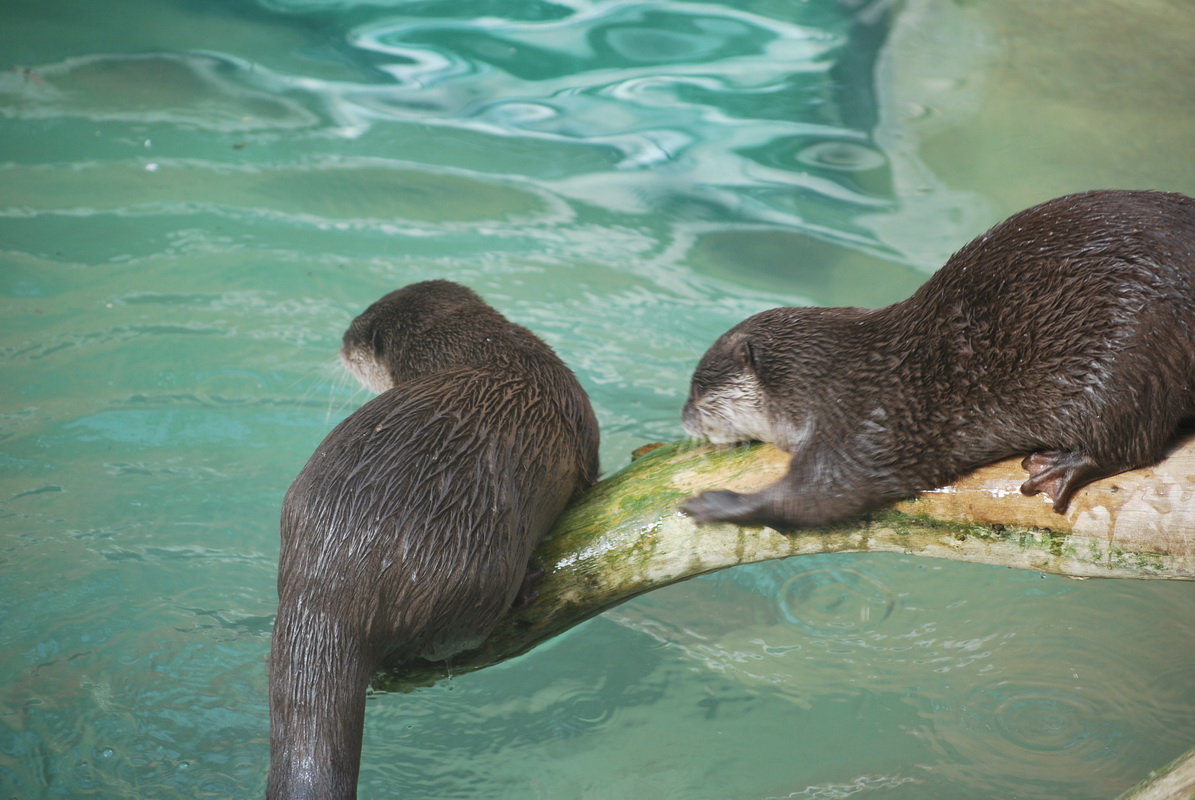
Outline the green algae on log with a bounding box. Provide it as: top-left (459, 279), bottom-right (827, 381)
top-left (376, 435), bottom-right (1195, 690)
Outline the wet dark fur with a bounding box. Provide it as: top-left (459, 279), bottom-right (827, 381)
top-left (682, 190), bottom-right (1195, 529)
top-left (268, 281), bottom-right (600, 799)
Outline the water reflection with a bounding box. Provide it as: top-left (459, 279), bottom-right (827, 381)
top-left (0, 0), bottom-right (970, 273)
top-left (0, 53), bottom-right (318, 131)
top-left (344, 2), bottom-right (910, 227)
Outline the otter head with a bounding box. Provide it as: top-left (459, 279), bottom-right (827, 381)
top-left (339, 280), bottom-right (504, 393)
top-left (682, 307), bottom-right (857, 450)
top-left (683, 308), bottom-right (806, 447)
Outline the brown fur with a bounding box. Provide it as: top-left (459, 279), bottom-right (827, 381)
top-left (268, 281), bottom-right (600, 799)
top-left (682, 190), bottom-right (1195, 529)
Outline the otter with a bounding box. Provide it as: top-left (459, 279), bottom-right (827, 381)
top-left (268, 280), bottom-right (600, 800)
top-left (681, 189), bottom-right (1195, 529)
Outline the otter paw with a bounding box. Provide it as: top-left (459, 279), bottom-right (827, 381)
top-left (1019, 450), bottom-right (1100, 514)
top-left (681, 490), bottom-right (751, 524)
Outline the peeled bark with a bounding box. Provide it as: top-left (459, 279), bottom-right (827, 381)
top-left (377, 435), bottom-right (1195, 690)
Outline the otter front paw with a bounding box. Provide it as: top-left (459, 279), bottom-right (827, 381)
top-left (681, 490), bottom-right (754, 525)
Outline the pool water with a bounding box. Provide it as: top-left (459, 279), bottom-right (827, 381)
top-left (2, 0), bottom-right (1195, 798)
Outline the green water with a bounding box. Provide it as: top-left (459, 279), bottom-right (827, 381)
top-left (2, 0), bottom-right (1195, 798)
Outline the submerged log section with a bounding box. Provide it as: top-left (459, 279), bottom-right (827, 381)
top-left (380, 435), bottom-right (1195, 689)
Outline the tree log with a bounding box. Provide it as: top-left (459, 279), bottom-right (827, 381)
top-left (376, 435), bottom-right (1195, 690)
top-left (1116, 744), bottom-right (1195, 800)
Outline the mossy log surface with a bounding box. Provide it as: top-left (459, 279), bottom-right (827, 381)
top-left (377, 435), bottom-right (1195, 690)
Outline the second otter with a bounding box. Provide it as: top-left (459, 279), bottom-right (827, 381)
top-left (682, 189), bottom-right (1195, 529)
top-left (268, 281), bottom-right (600, 799)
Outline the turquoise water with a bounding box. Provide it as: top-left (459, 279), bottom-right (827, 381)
top-left (2, 0), bottom-right (1195, 798)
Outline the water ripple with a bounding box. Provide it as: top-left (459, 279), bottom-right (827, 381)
top-left (0, 52), bottom-right (319, 131)
top-left (778, 566), bottom-right (896, 634)
top-left (922, 671), bottom-right (1140, 797)
top-left (0, 0), bottom-right (983, 270)
top-left (610, 558), bottom-right (1195, 798)
top-left (345, 3), bottom-right (841, 174)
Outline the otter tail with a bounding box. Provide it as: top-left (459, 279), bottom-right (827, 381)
top-left (267, 604), bottom-right (375, 800)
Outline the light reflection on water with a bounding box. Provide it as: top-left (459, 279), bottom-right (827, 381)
top-left (1, 0), bottom-right (1194, 798)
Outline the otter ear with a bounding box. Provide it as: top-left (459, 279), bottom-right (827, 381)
top-left (735, 339), bottom-right (758, 371)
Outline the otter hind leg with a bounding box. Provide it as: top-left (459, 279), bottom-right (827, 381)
top-left (1019, 451), bottom-right (1113, 513)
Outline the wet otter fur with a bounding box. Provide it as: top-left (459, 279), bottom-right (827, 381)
top-left (682, 189), bottom-right (1195, 529)
top-left (268, 280), bottom-right (600, 799)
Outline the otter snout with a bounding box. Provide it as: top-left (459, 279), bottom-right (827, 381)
top-left (339, 343), bottom-right (395, 394)
top-left (680, 399), bottom-right (704, 439)
top-left (682, 374), bottom-right (775, 445)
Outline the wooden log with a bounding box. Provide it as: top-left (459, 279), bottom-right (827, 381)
top-left (376, 434), bottom-right (1195, 690)
top-left (1116, 744), bottom-right (1195, 800)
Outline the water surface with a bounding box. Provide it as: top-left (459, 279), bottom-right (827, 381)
top-left (2, 0), bottom-right (1195, 798)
